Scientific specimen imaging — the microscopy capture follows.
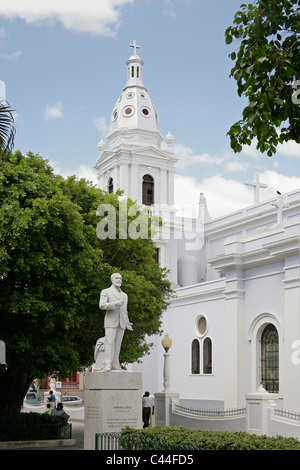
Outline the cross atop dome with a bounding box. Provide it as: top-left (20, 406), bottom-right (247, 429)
top-left (130, 40), bottom-right (140, 56)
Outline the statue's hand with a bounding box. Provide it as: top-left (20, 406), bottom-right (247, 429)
top-left (115, 299), bottom-right (124, 306)
top-left (127, 322), bottom-right (133, 331)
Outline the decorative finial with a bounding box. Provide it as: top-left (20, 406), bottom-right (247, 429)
top-left (97, 139), bottom-right (106, 152)
top-left (165, 131), bottom-right (174, 148)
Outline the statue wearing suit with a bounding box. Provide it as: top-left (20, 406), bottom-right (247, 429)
top-left (99, 273), bottom-right (133, 371)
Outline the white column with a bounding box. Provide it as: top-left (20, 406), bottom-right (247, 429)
top-left (160, 169), bottom-right (167, 205)
top-left (282, 255), bottom-right (300, 411)
top-left (119, 163), bottom-right (128, 196)
top-left (224, 270), bottom-right (246, 408)
top-left (130, 164), bottom-right (138, 202)
top-left (168, 169), bottom-right (175, 206)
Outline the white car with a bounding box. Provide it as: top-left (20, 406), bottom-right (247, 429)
top-left (62, 395), bottom-right (83, 405)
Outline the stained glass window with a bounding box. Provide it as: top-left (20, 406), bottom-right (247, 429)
top-left (261, 324), bottom-right (279, 393)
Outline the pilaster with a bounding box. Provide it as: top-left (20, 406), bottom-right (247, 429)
top-left (224, 269), bottom-right (246, 408)
top-left (282, 255), bottom-right (300, 410)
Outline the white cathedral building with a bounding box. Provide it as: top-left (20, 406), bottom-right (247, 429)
top-left (95, 42), bottom-right (300, 417)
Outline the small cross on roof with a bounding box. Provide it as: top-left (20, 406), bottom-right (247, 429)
top-left (130, 40), bottom-right (140, 55)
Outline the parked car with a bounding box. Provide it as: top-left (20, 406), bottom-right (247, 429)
top-left (62, 395), bottom-right (83, 405)
top-left (25, 391), bottom-right (39, 403)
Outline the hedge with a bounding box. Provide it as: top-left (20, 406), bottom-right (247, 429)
top-left (0, 411), bottom-right (70, 442)
top-left (121, 426), bottom-right (300, 450)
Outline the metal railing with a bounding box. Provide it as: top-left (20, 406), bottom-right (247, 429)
top-left (174, 404), bottom-right (246, 417)
top-left (95, 433), bottom-right (205, 451)
top-left (95, 432), bottom-right (122, 450)
top-left (274, 409), bottom-right (300, 422)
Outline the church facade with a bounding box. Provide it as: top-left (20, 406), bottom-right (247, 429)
top-left (95, 42), bottom-right (300, 413)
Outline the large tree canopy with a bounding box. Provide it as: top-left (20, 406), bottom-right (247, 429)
top-left (225, 0), bottom-right (300, 156)
top-left (0, 151), bottom-right (172, 413)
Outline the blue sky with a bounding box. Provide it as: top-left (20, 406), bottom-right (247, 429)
top-left (0, 0), bottom-right (300, 218)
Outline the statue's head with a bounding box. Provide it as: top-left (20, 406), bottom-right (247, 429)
top-left (111, 273), bottom-right (122, 287)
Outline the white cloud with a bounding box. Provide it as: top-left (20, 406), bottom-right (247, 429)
top-left (0, 50), bottom-right (22, 60)
top-left (0, 0), bottom-right (134, 36)
top-left (162, 0), bottom-right (176, 19)
top-left (93, 116), bottom-right (109, 134)
top-left (174, 143), bottom-right (253, 173)
top-left (258, 170), bottom-right (300, 197)
top-left (241, 135), bottom-right (300, 159)
top-left (44, 101), bottom-right (63, 121)
top-left (174, 170), bottom-right (300, 219)
top-left (49, 160), bottom-right (98, 185)
top-left (277, 139), bottom-right (300, 158)
top-left (174, 173), bottom-right (253, 218)
top-left (174, 143), bottom-right (225, 170)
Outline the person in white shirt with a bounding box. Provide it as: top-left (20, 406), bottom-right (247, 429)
top-left (142, 391), bottom-right (154, 428)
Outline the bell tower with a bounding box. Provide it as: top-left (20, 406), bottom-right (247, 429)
top-left (94, 41), bottom-right (177, 207)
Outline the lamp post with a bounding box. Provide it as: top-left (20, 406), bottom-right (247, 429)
top-left (154, 333), bottom-right (179, 426)
top-left (162, 334), bottom-right (172, 392)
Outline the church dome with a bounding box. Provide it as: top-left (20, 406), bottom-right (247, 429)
top-left (109, 41), bottom-right (161, 138)
top-left (177, 255), bottom-right (199, 287)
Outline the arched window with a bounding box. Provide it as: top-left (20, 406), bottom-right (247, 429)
top-left (153, 248), bottom-right (159, 264)
top-left (203, 337), bottom-right (212, 374)
top-left (108, 177), bottom-right (113, 194)
top-left (191, 339), bottom-right (200, 374)
top-left (142, 174), bottom-right (154, 206)
top-left (261, 324), bottom-right (279, 393)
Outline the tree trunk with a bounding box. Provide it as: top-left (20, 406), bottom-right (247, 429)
top-left (0, 369), bottom-right (33, 414)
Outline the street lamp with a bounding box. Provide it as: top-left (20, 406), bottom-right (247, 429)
top-left (161, 334), bottom-right (172, 391)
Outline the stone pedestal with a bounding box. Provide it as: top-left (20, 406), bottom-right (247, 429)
top-left (246, 386), bottom-right (279, 435)
top-left (84, 370), bottom-right (142, 450)
top-left (154, 391), bottom-right (180, 427)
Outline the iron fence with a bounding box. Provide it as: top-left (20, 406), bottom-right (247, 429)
top-left (95, 432), bottom-right (205, 450)
top-left (274, 409), bottom-right (300, 421)
top-left (174, 404), bottom-right (246, 417)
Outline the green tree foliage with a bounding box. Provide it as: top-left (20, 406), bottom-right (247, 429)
top-left (225, 0), bottom-right (300, 156)
top-left (0, 151), bottom-right (172, 413)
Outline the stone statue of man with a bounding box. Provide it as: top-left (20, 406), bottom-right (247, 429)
top-left (99, 273), bottom-right (133, 371)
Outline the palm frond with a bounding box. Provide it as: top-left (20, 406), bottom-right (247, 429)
top-left (0, 99), bottom-right (16, 152)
